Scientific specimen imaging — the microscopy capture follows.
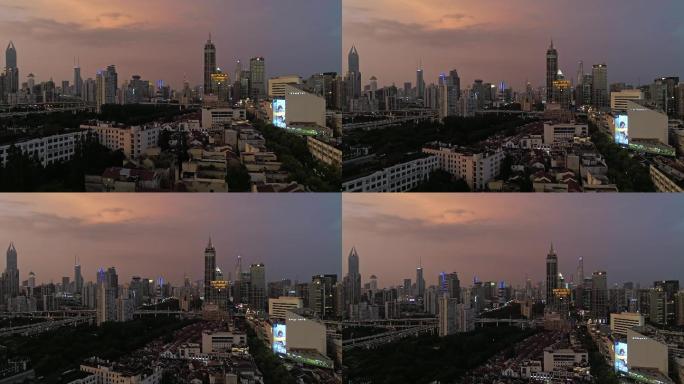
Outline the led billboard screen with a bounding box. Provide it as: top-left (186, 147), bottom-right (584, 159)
top-left (615, 115), bottom-right (629, 145)
top-left (272, 99), bottom-right (287, 128)
top-left (614, 341), bottom-right (628, 373)
top-left (272, 323), bottom-right (287, 354)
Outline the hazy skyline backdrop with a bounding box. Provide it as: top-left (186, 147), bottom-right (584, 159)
top-left (343, 0), bottom-right (684, 89)
top-left (343, 195), bottom-right (684, 288)
top-left (0, 194), bottom-right (341, 285)
top-left (0, 0), bottom-right (341, 88)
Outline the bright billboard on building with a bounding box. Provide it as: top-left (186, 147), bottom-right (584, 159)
top-left (614, 341), bottom-right (628, 373)
top-left (614, 115), bottom-right (629, 145)
top-left (272, 323), bottom-right (287, 354)
top-left (272, 99), bottom-right (287, 128)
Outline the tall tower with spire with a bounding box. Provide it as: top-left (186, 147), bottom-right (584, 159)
top-left (4, 242), bottom-right (19, 299)
top-left (416, 255), bottom-right (425, 299)
top-left (5, 41), bottom-right (19, 94)
top-left (74, 255), bottom-right (83, 296)
top-left (545, 243), bottom-right (558, 311)
top-left (345, 247), bottom-right (361, 307)
top-left (203, 237), bottom-right (216, 302)
top-left (546, 39), bottom-right (559, 103)
top-left (347, 46), bottom-right (361, 100)
top-left (203, 34), bottom-right (217, 95)
top-left (416, 59), bottom-right (425, 105)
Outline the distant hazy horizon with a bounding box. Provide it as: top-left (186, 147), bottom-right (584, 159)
top-left (343, 194), bottom-right (684, 288)
top-left (0, 194), bottom-right (342, 285)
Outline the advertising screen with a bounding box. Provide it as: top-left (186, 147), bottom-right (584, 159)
top-left (614, 341), bottom-right (628, 373)
top-left (272, 99), bottom-right (287, 128)
top-left (614, 115), bottom-right (629, 145)
top-left (272, 323), bottom-right (287, 354)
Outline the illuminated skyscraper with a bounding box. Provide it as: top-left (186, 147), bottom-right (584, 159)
top-left (249, 57), bottom-right (266, 101)
top-left (416, 65), bottom-right (425, 104)
top-left (591, 64), bottom-right (608, 109)
top-left (249, 263), bottom-right (266, 311)
top-left (203, 35), bottom-right (217, 95)
top-left (416, 269), bottom-right (425, 300)
top-left (546, 40), bottom-right (558, 103)
top-left (203, 237), bottom-right (216, 301)
top-left (545, 243), bottom-right (558, 310)
top-left (591, 271), bottom-right (608, 322)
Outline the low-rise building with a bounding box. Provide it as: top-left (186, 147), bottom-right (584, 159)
top-left (650, 157), bottom-right (684, 192)
top-left (269, 297), bottom-right (304, 321)
top-left (84, 122), bottom-right (160, 160)
top-left (201, 107), bottom-right (247, 129)
top-left (177, 147), bottom-right (229, 192)
top-left (342, 155), bottom-right (438, 192)
top-left (423, 142), bottom-right (504, 191)
top-left (80, 358), bottom-right (162, 384)
top-left (610, 312), bottom-right (645, 337)
top-left (201, 330), bottom-right (247, 354)
top-left (0, 130), bottom-right (86, 167)
top-left (542, 348), bottom-right (588, 372)
top-left (307, 136), bottom-right (342, 169)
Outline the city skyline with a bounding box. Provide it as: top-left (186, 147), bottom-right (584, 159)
top-left (343, 194), bottom-right (684, 288)
top-left (0, 194), bottom-right (341, 285)
top-left (343, 0), bottom-right (684, 89)
top-left (0, 0), bottom-right (342, 87)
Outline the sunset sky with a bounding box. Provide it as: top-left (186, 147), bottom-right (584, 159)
top-left (343, 195), bottom-right (684, 288)
top-left (0, 194), bottom-right (341, 285)
top-left (343, 0), bottom-right (684, 89)
top-left (0, 0), bottom-right (341, 88)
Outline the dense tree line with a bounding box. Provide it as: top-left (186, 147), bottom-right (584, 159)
top-left (252, 120), bottom-right (340, 192)
top-left (344, 326), bottom-right (536, 384)
top-left (411, 169), bottom-right (471, 192)
top-left (578, 325), bottom-right (620, 384)
top-left (343, 115), bottom-right (527, 180)
top-left (590, 124), bottom-right (655, 192)
top-left (0, 318), bottom-right (195, 382)
top-left (246, 326), bottom-right (297, 384)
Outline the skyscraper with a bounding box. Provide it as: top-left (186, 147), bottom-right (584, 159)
top-left (591, 271), bottom-right (608, 322)
top-left (346, 247), bottom-right (361, 306)
top-left (73, 59), bottom-right (82, 98)
top-left (203, 237), bottom-right (216, 302)
top-left (5, 41), bottom-right (19, 94)
top-left (446, 69), bottom-right (461, 116)
top-left (310, 274), bottom-right (337, 319)
top-left (591, 64), bottom-right (608, 109)
top-left (545, 243), bottom-right (558, 310)
top-left (416, 65), bottom-right (425, 104)
top-left (3, 242), bottom-right (19, 299)
top-left (203, 35), bottom-right (217, 95)
top-left (249, 57), bottom-right (266, 101)
top-left (546, 40), bottom-right (558, 103)
top-left (347, 46), bottom-right (361, 100)
top-left (416, 265), bottom-right (425, 299)
top-left (74, 257), bottom-right (83, 296)
top-left (249, 263), bottom-right (266, 311)
top-left (576, 257), bottom-right (584, 285)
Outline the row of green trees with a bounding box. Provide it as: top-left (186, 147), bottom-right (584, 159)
top-left (246, 326), bottom-right (298, 384)
top-left (590, 123), bottom-right (655, 192)
top-left (1, 318), bottom-right (195, 382)
top-left (344, 326), bottom-right (536, 384)
top-left (252, 120), bottom-right (340, 191)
